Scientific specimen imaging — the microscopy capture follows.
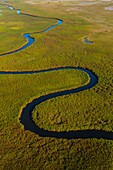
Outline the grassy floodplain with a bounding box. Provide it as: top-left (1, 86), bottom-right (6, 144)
top-left (0, 0), bottom-right (113, 169)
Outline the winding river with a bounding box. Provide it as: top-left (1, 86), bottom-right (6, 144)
top-left (0, 1), bottom-right (113, 140)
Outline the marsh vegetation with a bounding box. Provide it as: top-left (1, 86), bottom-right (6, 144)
top-left (0, 0), bottom-right (113, 169)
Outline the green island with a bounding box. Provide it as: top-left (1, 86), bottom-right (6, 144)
top-left (0, 0), bottom-right (113, 169)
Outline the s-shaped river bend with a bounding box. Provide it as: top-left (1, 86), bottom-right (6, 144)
top-left (0, 2), bottom-right (113, 140)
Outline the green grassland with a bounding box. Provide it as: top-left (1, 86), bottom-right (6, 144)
top-left (0, 0), bottom-right (113, 169)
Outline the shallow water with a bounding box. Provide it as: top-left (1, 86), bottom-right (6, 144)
top-left (17, 10), bottom-right (21, 14)
top-left (84, 37), bottom-right (93, 44)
